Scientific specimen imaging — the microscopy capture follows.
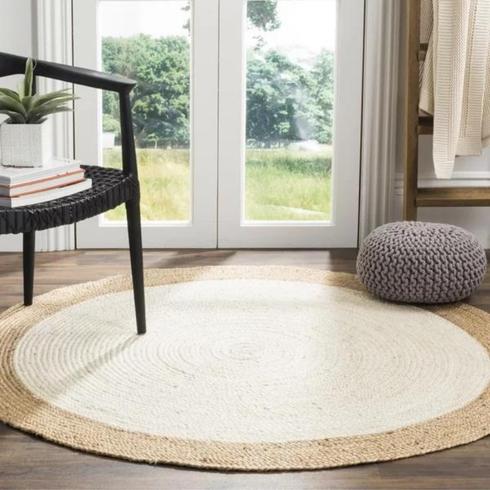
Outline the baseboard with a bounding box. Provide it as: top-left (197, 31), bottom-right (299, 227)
top-left (0, 235), bottom-right (22, 252)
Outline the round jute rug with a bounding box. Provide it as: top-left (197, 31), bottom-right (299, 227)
top-left (0, 266), bottom-right (489, 471)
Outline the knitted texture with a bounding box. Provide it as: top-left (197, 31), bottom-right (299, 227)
top-left (419, 0), bottom-right (490, 178)
top-left (357, 222), bottom-right (487, 304)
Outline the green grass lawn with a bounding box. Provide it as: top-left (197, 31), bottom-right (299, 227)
top-left (103, 146), bottom-right (332, 222)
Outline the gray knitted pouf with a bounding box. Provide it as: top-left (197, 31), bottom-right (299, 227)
top-left (357, 221), bottom-right (487, 304)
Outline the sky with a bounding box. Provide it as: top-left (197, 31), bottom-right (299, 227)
top-left (100, 0), bottom-right (336, 58)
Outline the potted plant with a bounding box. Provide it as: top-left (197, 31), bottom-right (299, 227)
top-left (0, 58), bottom-right (76, 167)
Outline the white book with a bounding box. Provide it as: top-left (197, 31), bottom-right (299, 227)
top-left (0, 169), bottom-right (85, 197)
top-left (0, 158), bottom-right (82, 186)
top-left (0, 179), bottom-right (92, 208)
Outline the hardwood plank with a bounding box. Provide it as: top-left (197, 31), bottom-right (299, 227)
top-left (0, 249), bottom-right (489, 490)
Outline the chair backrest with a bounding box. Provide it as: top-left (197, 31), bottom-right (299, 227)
top-left (0, 51), bottom-right (135, 92)
top-left (0, 52), bottom-right (139, 177)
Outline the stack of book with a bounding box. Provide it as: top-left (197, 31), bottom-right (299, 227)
top-left (0, 159), bottom-right (92, 208)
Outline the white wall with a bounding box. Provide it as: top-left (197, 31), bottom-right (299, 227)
top-left (417, 140), bottom-right (489, 247)
top-left (392, 139), bottom-right (490, 247)
top-left (392, 140), bottom-right (490, 247)
top-left (0, 0), bottom-right (34, 251)
top-left (392, 4), bottom-right (490, 249)
top-left (391, 145), bottom-right (490, 249)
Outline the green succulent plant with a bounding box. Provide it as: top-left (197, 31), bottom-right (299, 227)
top-left (0, 58), bottom-right (77, 124)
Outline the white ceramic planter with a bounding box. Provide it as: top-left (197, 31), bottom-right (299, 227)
top-left (0, 121), bottom-right (52, 167)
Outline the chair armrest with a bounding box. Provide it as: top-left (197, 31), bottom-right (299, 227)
top-left (0, 52), bottom-right (136, 93)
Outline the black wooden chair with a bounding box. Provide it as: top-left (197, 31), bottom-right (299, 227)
top-left (0, 52), bottom-right (146, 335)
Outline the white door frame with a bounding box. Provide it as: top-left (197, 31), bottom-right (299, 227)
top-left (217, 0), bottom-right (365, 248)
top-left (72, 0), bottom-right (219, 248)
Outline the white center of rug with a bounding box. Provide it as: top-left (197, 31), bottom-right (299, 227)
top-left (13, 279), bottom-right (490, 443)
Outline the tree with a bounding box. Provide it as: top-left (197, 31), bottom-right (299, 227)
top-left (247, 1), bottom-right (280, 31)
top-left (101, 12), bottom-right (335, 149)
top-left (182, 1), bottom-right (279, 32)
top-left (102, 1), bottom-right (281, 147)
top-left (310, 50), bottom-right (335, 145)
top-left (102, 35), bottom-right (190, 148)
top-left (246, 50), bottom-right (317, 146)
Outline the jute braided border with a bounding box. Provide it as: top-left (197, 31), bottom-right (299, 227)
top-left (0, 266), bottom-right (488, 471)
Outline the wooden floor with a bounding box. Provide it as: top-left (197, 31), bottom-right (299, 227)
top-left (0, 249), bottom-right (489, 490)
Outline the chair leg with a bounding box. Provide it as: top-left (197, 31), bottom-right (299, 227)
top-left (125, 198), bottom-right (146, 335)
top-left (23, 231), bottom-right (35, 306)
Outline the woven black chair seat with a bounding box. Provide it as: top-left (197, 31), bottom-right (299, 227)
top-left (0, 165), bottom-right (139, 235)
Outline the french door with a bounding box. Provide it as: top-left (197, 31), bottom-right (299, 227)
top-left (73, 0), bottom-right (363, 248)
top-left (74, 0), bottom-right (219, 248)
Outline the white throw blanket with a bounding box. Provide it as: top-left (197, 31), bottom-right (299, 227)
top-left (419, 0), bottom-right (490, 179)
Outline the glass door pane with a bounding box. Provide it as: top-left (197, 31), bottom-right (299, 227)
top-left (218, 0), bottom-right (364, 247)
top-left (245, 0), bottom-right (335, 223)
top-left (99, 1), bottom-right (192, 223)
top-left (74, 0), bottom-right (219, 248)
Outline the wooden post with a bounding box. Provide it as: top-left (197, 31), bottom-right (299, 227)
top-left (403, 0), bottom-right (421, 220)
